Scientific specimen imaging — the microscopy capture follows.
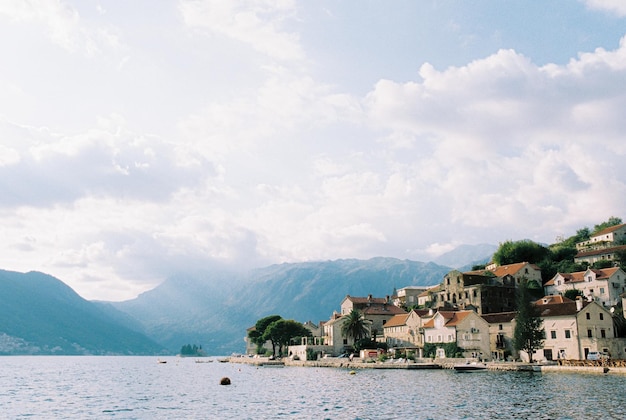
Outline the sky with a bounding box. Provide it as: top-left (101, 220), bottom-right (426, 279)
top-left (1, 0), bottom-right (626, 301)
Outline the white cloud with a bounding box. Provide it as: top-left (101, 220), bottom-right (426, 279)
top-left (0, 0), bottom-right (123, 56)
top-left (179, 0), bottom-right (303, 62)
top-left (582, 0), bottom-right (626, 16)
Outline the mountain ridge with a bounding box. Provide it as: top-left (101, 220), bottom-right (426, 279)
top-left (2, 245), bottom-right (496, 355)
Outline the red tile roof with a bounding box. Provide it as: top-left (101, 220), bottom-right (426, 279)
top-left (575, 245), bottom-right (626, 258)
top-left (593, 223), bottom-right (626, 237)
top-left (536, 295), bottom-right (572, 305)
top-left (481, 312), bottom-right (517, 324)
top-left (545, 267), bottom-right (622, 286)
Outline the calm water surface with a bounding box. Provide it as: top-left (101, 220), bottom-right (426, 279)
top-left (0, 356), bottom-right (625, 419)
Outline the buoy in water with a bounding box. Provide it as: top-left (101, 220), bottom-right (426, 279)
top-left (220, 377), bottom-right (231, 385)
top-left (349, 370), bottom-right (356, 375)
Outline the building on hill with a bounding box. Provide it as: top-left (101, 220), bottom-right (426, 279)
top-left (487, 262), bottom-right (543, 287)
top-left (544, 267), bottom-right (626, 307)
top-left (417, 263), bottom-right (542, 315)
top-left (574, 223), bottom-right (626, 266)
top-left (530, 295), bottom-right (625, 361)
top-left (421, 310), bottom-right (491, 359)
top-left (481, 311), bottom-right (517, 361)
top-left (340, 295), bottom-right (407, 340)
top-left (393, 286), bottom-right (430, 309)
top-left (574, 244), bottom-right (626, 266)
top-left (576, 223), bottom-right (626, 251)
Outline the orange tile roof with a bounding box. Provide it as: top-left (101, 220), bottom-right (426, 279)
top-left (490, 262), bottom-right (536, 277)
top-left (421, 310), bottom-right (472, 328)
top-left (384, 314), bottom-right (409, 328)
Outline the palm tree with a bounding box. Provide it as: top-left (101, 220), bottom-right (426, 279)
top-left (341, 309), bottom-right (369, 344)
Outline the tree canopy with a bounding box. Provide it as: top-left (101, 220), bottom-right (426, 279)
top-left (492, 239), bottom-right (550, 266)
top-left (247, 315), bottom-right (311, 357)
top-left (593, 216), bottom-right (622, 234)
top-left (341, 309), bottom-right (369, 345)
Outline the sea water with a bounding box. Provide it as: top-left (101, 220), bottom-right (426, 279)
top-left (1, 356), bottom-right (625, 419)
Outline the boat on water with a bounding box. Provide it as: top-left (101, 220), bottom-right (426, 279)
top-left (157, 359), bottom-right (167, 364)
top-left (453, 362), bottom-right (487, 372)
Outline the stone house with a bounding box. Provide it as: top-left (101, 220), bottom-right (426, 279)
top-left (383, 309), bottom-right (430, 357)
top-left (531, 295), bottom-right (625, 361)
top-left (425, 269), bottom-right (517, 314)
top-left (421, 310), bottom-right (491, 359)
top-left (481, 311), bottom-right (517, 361)
top-left (544, 267), bottom-right (626, 307)
top-left (488, 262), bottom-right (543, 287)
top-left (393, 286), bottom-right (430, 309)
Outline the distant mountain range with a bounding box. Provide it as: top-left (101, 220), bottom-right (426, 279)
top-left (0, 245), bottom-right (495, 355)
top-left (0, 270), bottom-right (165, 355)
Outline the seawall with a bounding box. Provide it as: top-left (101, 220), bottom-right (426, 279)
top-left (229, 356), bottom-right (626, 374)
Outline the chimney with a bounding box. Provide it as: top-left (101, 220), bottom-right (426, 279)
top-left (576, 296), bottom-right (583, 312)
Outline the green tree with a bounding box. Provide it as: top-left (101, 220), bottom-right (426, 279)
top-left (513, 281), bottom-right (544, 362)
top-left (341, 309), bottom-right (369, 345)
top-left (263, 319), bottom-right (312, 357)
top-left (592, 259), bottom-right (614, 269)
top-left (563, 289), bottom-right (583, 300)
top-left (492, 239), bottom-right (550, 266)
top-left (593, 217), bottom-right (622, 234)
top-left (248, 315), bottom-right (282, 355)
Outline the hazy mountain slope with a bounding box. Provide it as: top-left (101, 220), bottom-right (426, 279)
top-left (114, 258), bottom-right (452, 355)
top-left (433, 243), bottom-right (497, 268)
top-left (0, 270), bottom-right (165, 355)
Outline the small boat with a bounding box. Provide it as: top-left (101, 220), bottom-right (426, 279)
top-left (157, 359), bottom-right (167, 364)
top-left (453, 362), bottom-right (487, 372)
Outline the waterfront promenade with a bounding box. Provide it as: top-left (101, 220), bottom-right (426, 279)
top-left (228, 356), bottom-right (626, 374)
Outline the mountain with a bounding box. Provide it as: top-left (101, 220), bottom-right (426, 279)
top-left (0, 250), bottom-right (494, 356)
top-left (433, 243), bottom-right (497, 268)
top-left (113, 257), bottom-right (453, 355)
top-left (0, 269), bottom-right (165, 355)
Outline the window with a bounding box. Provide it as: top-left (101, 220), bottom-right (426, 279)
top-left (437, 335), bottom-right (442, 342)
top-left (601, 329), bottom-right (606, 338)
top-left (600, 288), bottom-right (605, 294)
top-left (600, 313), bottom-right (604, 321)
top-left (565, 330), bottom-right (571, 339)
top-left (550, 331), bottom-right (557, 339)
top-left (499, 324), bottom-right (503, 331)
top-left (447, 334), bottom-right (453, 342)
top-left (586, 313), bottom-right (591, 320)
top-left (587, 329), bottom-right (593, 338)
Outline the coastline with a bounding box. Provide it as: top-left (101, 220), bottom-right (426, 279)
top-left (228, 356), bottom-right (626, 375)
